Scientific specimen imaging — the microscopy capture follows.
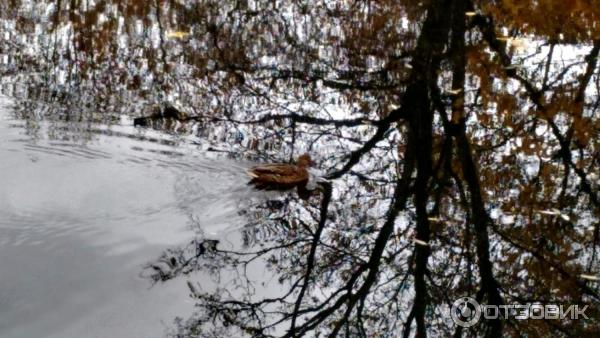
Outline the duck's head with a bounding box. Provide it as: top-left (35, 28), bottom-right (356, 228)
top-left (297, 153), bottom-right (313, 167)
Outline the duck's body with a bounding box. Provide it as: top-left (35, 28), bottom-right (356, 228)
top-left (247, 154), bottom-right (314, 198)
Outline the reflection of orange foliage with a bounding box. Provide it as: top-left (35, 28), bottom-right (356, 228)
top-left (484, 0), bottom-right (600, 40)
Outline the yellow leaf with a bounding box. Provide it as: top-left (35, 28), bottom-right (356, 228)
top-left (580, 274), bottom-right (600, 282)
top-left (414, 238), bottom-right (429, 246)
top-left (167, 31), bottom-right (190, 39)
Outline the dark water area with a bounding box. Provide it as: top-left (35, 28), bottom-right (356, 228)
top-left (0, 95), bottom-right (254, 337)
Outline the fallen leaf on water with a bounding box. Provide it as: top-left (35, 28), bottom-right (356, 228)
top-left (580, 274), bottom-right (600, 281)
top-left (414, 239), bottom-right (429, 246)
top-left (167, 31), bottom-right (190, 39)
top-left (536, 209), bottom-right (560, 216)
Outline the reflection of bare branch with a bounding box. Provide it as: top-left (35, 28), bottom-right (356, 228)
top-left (289, 182), bottom-right (331, 334)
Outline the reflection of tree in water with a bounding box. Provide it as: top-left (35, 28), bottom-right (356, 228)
top-left (3, 0), bottom-right (600, 337)
top-left (147, 182), bottom-right (336, 337)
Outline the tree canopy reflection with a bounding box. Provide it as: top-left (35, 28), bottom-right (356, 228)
top-left (1, 0), bottom-right (600, 337)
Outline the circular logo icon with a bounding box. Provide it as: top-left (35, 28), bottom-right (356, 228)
top-left (451, 297), bottom-right (481, 327)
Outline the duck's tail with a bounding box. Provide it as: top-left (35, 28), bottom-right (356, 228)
top-left (246, 169), bottom-right (259, 178)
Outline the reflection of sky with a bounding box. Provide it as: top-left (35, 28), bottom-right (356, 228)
top-left (0, 95), bottom-right (248, 337)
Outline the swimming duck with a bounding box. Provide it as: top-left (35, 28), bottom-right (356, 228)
top-left (247, 153), bottom-right (316, 199)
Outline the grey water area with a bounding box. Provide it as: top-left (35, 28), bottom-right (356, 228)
top-left (0, 95), bottom-right (256, 337)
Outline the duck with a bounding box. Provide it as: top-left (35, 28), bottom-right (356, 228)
top-left (247, 153), bottom-right (317, 199)
top-left (133, 105), bottom-right (189, 128)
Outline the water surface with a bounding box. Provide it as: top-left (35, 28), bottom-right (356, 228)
top-left (0, 95), bottom-right (248, 338)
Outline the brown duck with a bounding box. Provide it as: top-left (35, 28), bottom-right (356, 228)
top-left (247, 153), bottom-right (314, 199)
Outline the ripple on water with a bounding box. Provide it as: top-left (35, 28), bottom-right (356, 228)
top-left (0, 95), bottom-right (255, 337)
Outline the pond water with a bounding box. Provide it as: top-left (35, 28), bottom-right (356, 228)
top-left (0, 95), bottom-right (250, 337)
